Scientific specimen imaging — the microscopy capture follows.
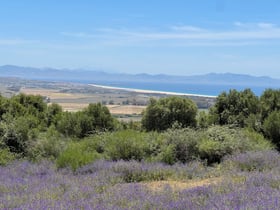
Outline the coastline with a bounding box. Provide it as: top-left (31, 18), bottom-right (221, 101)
top-left (89, 84), bottom-right (217, 98)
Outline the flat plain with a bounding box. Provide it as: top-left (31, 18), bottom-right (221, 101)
top-left (1, 77), bottom-right (215, 121)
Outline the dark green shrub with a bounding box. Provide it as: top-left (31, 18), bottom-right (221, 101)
top-left (263, 111), bottom-right (280, 148)
top-left (56, 103), bottom-right (115, 138)
top-left (260, 89), bottom-right (280, 120)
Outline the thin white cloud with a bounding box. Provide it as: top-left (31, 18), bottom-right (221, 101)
top-left (61, 22), bottom-right (280, 47)
top-left (60, 32), bottom-right (96, 38)
top-left (257, 22), bottom-right (276, 29)
top-left (170, 25), bottom-right (205, 32)
top-left (0, 39), bottom-right (38, 45)
top-left (234, 21), bottom-right (277, 30)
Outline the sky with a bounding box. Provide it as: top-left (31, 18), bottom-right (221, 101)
top-left (1, 0), bottom-right (280, 78)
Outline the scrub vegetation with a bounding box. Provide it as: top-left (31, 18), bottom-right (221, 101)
top-left (1, 88), bottom-right (280, 209)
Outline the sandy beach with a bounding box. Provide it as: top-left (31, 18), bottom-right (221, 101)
top-left (89, 84), bottom-right (217, 98)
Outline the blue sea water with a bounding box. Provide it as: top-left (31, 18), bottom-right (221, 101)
top-left (84, 81), bottom-right (275, 97)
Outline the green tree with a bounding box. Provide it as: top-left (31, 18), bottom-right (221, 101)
top-left (84, 103), bottom-right (115, 131)
top-left (0, 115), bottom-right (39, 154)
top-left (209, 89), bottom-right (259, 127)
top-left (197, 111), bottom-right (210, 128)
top-left (263, 111), bottom-right (280, 148)
top-left (46, 103), bottom-right (63, 126)
top-left (56, 111), bottom-right (81, 137)
top-left (56, 103), bottom-right (115, 138)
top-left (260, 89), bottom-right (280, 121)
top-left (142, 96), bottom-right (197, 131)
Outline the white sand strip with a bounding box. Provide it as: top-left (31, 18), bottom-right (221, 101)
top-left (89, 84), bottom-right (216, 98)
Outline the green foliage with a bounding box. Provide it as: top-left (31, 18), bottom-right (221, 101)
top-left (159, 128), bottom-right (200, 164)
top-left (56, 141), bottom-right (103, 171)
top-left (263, 111), bottom-right (280, 148)
top-left (85, 103), bottom-right (115, 131)
top-left (260, 89), bottom-right (280, 120)
top-left (13, 94), bottom-right (47, 127)
top-left (46, 103), bottom-right (63, 126)
top-left (0, 148), bottom-right (15, 165)
top-left (156, 126), bottom-right (273, 165)
top-left (27, 126), bottom-right (66, 161)
top-left (210, 89), bottom-right (259, 127)
top-left (105, 130), bottom-right (150, 161)
top-left (56, 111), bottom-right (81, 137)
top-left (0, 115), bottom-right (39, 154)
top-left (197, 110), bottom-right (210, 128)
top-left (56, 103), bottom-right (115, 138)
top-left (244, 114), bottom-right (262, 132)
top-left (0, 90), bottom-right (277, 169)
top-left (243, 129), bottom-right (274, 151)
top-left (142, 96), bottom-right (198, 131)
top-left (157, 144), bottom-right (177, 165)
top-left (198, 126), bottom-right (273, 164)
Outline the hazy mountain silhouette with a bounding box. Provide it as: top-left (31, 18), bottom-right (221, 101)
top-left (0, 65), bottom-right (279, 87)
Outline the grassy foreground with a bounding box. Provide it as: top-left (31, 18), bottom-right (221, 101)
top-left (1, 150), bottom-right (280, 209)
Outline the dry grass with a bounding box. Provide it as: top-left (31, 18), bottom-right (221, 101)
top-left (142, 177), bottom-right (222, 192)
top-left (107, 105), bottom-right (146, 115)
top-left (20, 88), bottom-right (86, 99)
top-left (20, 87), bottom-right (146, 115)
top-left (56, 103), bottom-right (89, 111)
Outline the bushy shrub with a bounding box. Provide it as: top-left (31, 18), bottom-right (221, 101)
top-left (0, 148), bottom-right (15, 165)
top-left (0, 115), bottom-right (39, 155)
top-left (157, 126), bottom-right (273, 165)
top-left (27, 126), bottom-right (67, 161)
top-left (105, 130), bottom-right (150, 161)
top-left (158, 128), bottom-right (201, 164)
top-left (198, 126), bottom-right (273, 164)
top-left (56, 141), bottom-right (103, 171)
top-left (56, 103), bottom-right (116, 138)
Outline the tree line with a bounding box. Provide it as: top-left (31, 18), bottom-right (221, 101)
top-left (0, 88), bottom-right (280, 165)
top-left (141, 89), bottom-right (280, 149)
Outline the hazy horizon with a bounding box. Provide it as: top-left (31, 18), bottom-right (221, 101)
top-left (1, 1), bottom-right (280, 78)
top-left (1, 64), bottom-right (280, 80)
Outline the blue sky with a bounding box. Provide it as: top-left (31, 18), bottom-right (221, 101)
top-left (1, 0), bottom-right (280, 78)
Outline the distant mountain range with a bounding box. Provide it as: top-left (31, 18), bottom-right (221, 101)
top-left (0, 65), bottom-right (279, 88)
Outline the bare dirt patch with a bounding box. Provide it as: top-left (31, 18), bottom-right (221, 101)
top-left (107, 105), bottom-right (146, 115)
top-left (20, 88), bottom-right (89, 99)
top-left (142, 177), bottom-right (222, 192)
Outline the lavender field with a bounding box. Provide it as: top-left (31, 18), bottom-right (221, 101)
top-left (1, 150), bottom-right (280, 209)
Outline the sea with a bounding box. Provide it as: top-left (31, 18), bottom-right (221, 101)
top-left (79, 80), bottom-right (277, 97)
